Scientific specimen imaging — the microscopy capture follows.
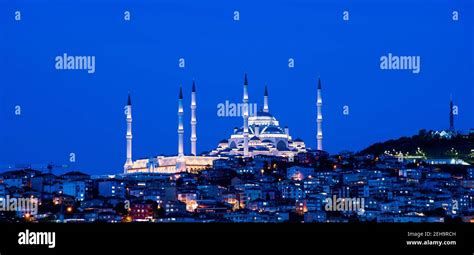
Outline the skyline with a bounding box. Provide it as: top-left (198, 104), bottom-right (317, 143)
top-left (1, 0), bottom-right (473, 174)
top-left (1, 74), bottom-right (470, 174)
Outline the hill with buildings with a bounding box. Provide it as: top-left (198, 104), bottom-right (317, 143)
top-left (360, 129), bottom-right (474, 164)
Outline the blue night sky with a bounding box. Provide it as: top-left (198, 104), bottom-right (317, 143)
top-left (1, 0), bottom-right (473, 174)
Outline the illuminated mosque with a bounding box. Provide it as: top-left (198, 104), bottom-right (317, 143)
top-left (123, 75), bottom-right (324, 174)
top-left (209, 75), bottom-right (325, 158)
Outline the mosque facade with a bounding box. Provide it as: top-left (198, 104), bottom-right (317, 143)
top-left (124, 75), bottom-right (324, 174)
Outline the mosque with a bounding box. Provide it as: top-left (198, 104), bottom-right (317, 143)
top-left (123, 75), bottom-right (324, 174)
top-left (208, 75), bottom-right (325, 159)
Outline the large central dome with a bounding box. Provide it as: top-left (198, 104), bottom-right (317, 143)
top-left (209, 85), bottom-right (307, 160)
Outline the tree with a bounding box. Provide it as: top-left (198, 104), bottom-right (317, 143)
top-left (114, 202), bottom-right (129, 216)
top-left (418, 129), bottom-right (427, 138)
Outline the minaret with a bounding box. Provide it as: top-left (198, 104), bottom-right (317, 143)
top-left (176, 86), bottom-right (186, 172)
top-left (449, 95), bottom-right (455, 131)
top-left (263, 84), bottom-right (269, 113)
top-left (190, 80), bottom-right (197, 156)
top-left (123, 93), bottom-right (133, 173)
top-left (243, 73), bottom-right (249, 157)
top-left (317, 78), bottom-right (323, 151)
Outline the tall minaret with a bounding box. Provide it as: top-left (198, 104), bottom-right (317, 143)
top-left (190, 80), bottom-right (197, 156)
top-left (263, 84), bottom-right (269, 113)
top-left (316, 78), bottom-right (323, 151)
top-left (449, 95), bottom-right (455, 131)
top-left (176, 86), bottom-right (186, 171)
top-left (124, 93), bottom-right (133, 173)
top-left (243, 73), bottom-right (249, 157)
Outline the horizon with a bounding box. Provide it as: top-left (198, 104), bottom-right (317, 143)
top-left (1, 0), bottom-right (473, 174)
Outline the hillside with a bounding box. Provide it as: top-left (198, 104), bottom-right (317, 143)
top-left (359, 129), bottom-right (474, 163)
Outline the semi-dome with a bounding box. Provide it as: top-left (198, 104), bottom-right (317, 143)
top-left (262, 126), bottom-right (285, 134)
top-left (250, 136), bottom-right (261, 141)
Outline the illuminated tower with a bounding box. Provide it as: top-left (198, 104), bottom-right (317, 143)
top-left (243, 74), bottom-right (249, 157)
top-left (449, 95), bottom-right (455, 131)
top-left (317, 78), bottom-right (323, 151)
top-left (176, 86), bottom-right (186, 171)
top-left (263, 84), bottom-right (269, 113)
top-left (190, 80), bottom-right (197, 156)
top-left (124, 93), bottom-right (133, 173)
